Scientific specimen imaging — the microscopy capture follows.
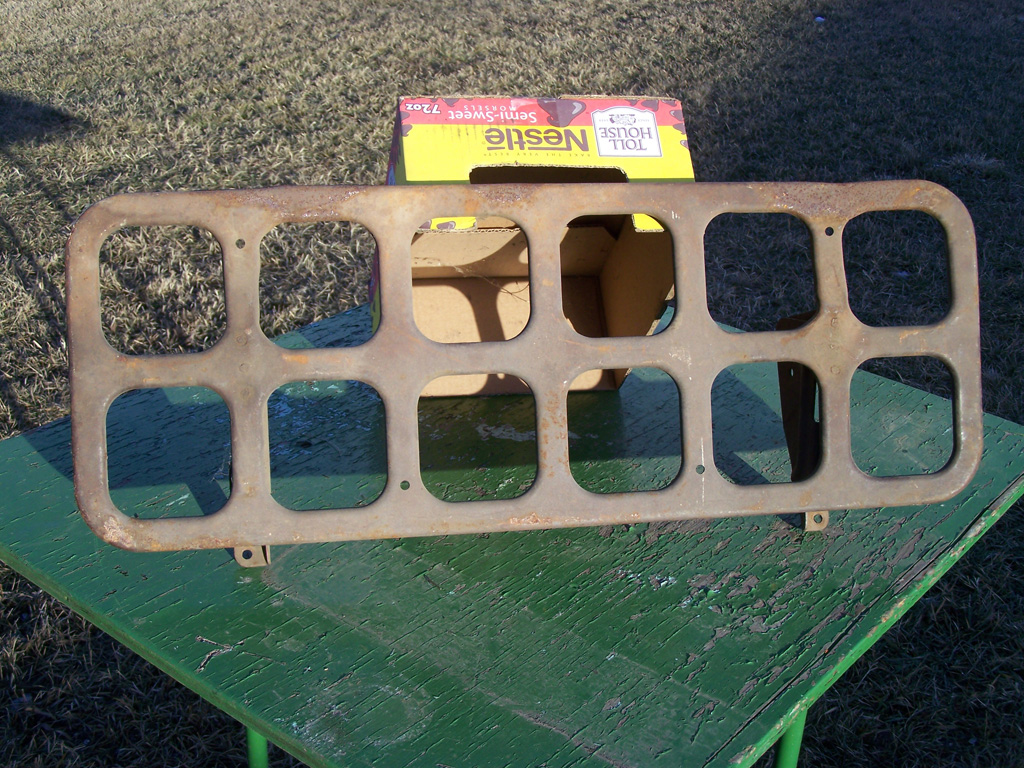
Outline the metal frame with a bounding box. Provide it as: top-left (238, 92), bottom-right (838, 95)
top-left (66, 182), bottom-right (982, 552)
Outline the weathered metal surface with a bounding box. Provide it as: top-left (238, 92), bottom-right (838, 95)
top-left (233, 544), bottom-right (270, 567)
top-left (65, 181), bottom-right (983, 552)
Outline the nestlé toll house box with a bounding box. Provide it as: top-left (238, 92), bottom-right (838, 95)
top-left (378, 96), bottom-right (694, 397)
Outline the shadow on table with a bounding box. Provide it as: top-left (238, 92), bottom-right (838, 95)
top-left (22, 354), bottom-right (788, 518)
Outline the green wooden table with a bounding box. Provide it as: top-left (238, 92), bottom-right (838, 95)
top-left (2, 305), bottom-right (1023, 767)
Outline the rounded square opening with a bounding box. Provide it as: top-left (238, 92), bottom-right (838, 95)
top-left (106, 386), bottom-right (230, 518)
top-left (703, 213), bottom-right (816, 332)
top-left (712, 362), bottom-right (821, 485)
top-left (852, 356), bottom-right (954, 476)
top-left (100, 226), bottom-right (225, 354)
top-left (260, 221), bottom-right (376, 348)
top-left (411, 215), bottom-right (530, 343)
top-left (843, 210), bottom-right (949, 327)
top-left (568, 367), bottom-right (681, 493)
top-left (561, 213), bottom-right (674, 338)
top-left (469, 166), bottom-right (628, 185)
top-left (268, 379), bottom-right (386, 510)
top-left (418, 375), bottom-right (537, 502)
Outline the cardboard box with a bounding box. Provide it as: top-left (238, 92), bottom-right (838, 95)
top-left (378, 96), bottom-right (695, 397)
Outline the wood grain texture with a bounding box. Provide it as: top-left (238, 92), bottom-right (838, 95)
top-left (2, 306), bottom-right (1022, 768)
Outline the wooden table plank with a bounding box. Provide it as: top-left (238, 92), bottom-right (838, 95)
top-left (2, 306), bottom-right (1022, 767)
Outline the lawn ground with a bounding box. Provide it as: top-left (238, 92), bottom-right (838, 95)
top-left (1, 1), bottom-right (1023, 765)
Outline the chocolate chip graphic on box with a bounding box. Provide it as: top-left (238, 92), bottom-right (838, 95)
top-left (400, 111), bottom-right (413, 136)
top-left (536, 98), bottom-right (586, 127)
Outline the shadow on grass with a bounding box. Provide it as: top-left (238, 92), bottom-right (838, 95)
top-left (0, 91), bottom-right (86, 147)
top-left (0, 92), bottom-right (90, 432)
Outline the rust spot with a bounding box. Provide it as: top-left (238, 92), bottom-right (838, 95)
top-left (509, 512), bottom-right (551, 527)
top-left (101, 517), bottom-right (134, 548)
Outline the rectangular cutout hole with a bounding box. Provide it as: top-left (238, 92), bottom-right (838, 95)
top-left (260, 221), bottom-right (376, 348)
top-left (561, 213), bottom-right (674, 340)
top-left (568, 367), bottom-right (681, 493)
top-left (411, 215), bottom-right (530, 344)
top-left (418, 375), bottom-right (537, 502)
top-left (107, 387), bottom-right (230, 518)
top-left (704, 213), bottom-right (816, 332)
top-left (852, 356), bottom-right (954, 476)
top-left (469, 166), bottom-right (627, 185)
top-left (842, 210), bottom-right (949, 327)
top-left (100, 226), bottom-right (225, 354)
top-left (712, 362), bottom-right (821, 485)
top-left (268, 380), bottom-right (387, 510)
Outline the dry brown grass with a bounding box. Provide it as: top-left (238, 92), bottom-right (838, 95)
top-left (2, 0), bottom-right (1023, 765)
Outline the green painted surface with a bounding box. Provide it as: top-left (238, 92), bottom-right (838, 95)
top-left (2, 305), bottom-right (1023, 768)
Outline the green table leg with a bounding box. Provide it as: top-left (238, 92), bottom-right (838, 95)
top-left (773, 708), bottom-right (808, 768)
top-left (247, 726), bottom-right (269, 768)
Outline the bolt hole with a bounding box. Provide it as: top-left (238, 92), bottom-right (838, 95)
top-left (696, 464), bottom-right (705, 475)
top-left (235, 238), bottom-right (246, 249)
top-left (400, 480), bottom-right (410, 490)
top-left (824, 227), bottom-right (834, 237)
top-left (242, 549), bottom-right (253, 560)
top-left (813, 513), bottom-right (824, 524)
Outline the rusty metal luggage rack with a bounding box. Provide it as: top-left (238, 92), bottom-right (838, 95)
top-left (66, 182), bottom-right (982, 563)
